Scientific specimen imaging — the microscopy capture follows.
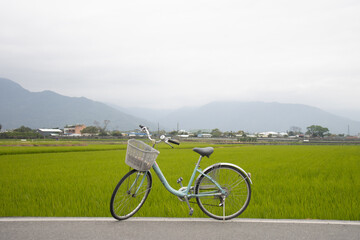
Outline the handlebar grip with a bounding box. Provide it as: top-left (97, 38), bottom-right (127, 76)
top-left (168, 139), bottom-right (180, 145)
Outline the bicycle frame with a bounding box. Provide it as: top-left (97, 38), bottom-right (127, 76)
top-left (150, 155), bottom-right (226, 199)
top-left (134, 125), bottom-right (230, 205)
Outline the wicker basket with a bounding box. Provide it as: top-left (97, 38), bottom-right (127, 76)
top-left (125, 139), bottom-right (160, 171)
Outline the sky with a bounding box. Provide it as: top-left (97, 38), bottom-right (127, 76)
top-left (0, 0), bottom-right (359, 115)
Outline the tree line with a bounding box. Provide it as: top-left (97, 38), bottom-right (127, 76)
top-left (0, 126), bottom-right (43, 139)
top-left (0, 123), bottom-right (332, 139)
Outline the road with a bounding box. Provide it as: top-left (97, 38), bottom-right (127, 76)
top-left (1, 218), bottom-right (359, 240)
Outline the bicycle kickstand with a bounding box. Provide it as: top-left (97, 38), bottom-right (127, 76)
top-left (183, 196), bottom-right (194, 216)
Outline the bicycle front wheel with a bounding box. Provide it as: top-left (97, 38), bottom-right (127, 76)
top-left (110, 169), bottom-right (152, 220)
top-left (195, 164), bottom-right (251, 220)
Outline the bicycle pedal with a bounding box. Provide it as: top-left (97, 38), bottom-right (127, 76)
top-left (177, 177), bottom-right (183, 187)
top-left (183, 196), bottom-right (193, 216)
top-left (189, 208), bottom-right (194, 216)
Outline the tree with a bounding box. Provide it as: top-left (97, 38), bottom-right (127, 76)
top-left (94, 121), bottom-right (100, 129)
top-left (14, 126), bottom-right (33, 132)
top-left (237, 130), bottom-right (246, 136)
top-left (111, 130), bottom-right (122, 137)
top-left (0, 126), bottom-right (42, 139)
top-left (103, 120), bottom-right (110, 131)
top-left (306, 125), bottom-right (329, 137)
top-left (288, 126), bottom-right (302, 136)
top-left (223, 131), bottom-right (236, 138)
top-left (194, 130), bottom-right (202, 136)
top-left (93, 120), bottom-right (110, 136)
top-left (168, 130), bottom-right (178, 137)
top-left (211, 128), bottom-right (222, 138)
top-left (81, 126), bottom-right (99, 134)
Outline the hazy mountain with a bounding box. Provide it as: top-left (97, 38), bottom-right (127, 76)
top-left (0, 78), bottom-right (153, 130)
top-left (109, 104), bottom-right (195, 129)
top-left (154, 101), bottom-right (360, 134)
top-left (108, 104), bottom-right (175, 123)
top-left (112, 102), bottom-right (360, 135)
top-left (326, 109), bottom-right (360, 123)
top-left (1, 78), bottom-right (359, 135)
top-left (114, 101), bottom-right (360, 135)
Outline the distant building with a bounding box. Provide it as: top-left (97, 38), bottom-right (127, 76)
top-left (64, 124), bottom-right (86, 136)
top-left (37, 129), bottom-right (63, 137)
top-left (128, 132), bottom-right (147, 138)
top-left (198, 133), bottom-right (212, 138)
top-left (258, 131), bottom-right (280, 138)
top-left (177, 134), bottom-right (189, 138)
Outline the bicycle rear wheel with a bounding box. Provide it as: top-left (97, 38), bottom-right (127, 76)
top-left (110, 169), bottom-right (152, 220)
top-left (195, 164), bottom-right (251, 220)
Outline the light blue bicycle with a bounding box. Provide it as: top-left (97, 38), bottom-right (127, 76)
top-left (110, 125), bottom-right (252, 220)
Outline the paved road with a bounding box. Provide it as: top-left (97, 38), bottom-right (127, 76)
top-left (1, 218), bottom-right (359, 240)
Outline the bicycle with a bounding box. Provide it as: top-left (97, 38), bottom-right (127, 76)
top-left (110, 125), bottom-right (252, 221)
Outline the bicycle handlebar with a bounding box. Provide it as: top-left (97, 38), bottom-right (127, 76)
top-left (139, 125), bottom-right (180, 147)
top-left (168, 138), bottom-right (180, 145)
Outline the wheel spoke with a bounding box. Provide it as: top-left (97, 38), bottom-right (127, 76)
top-left (196, 165), bottom-right (251, 220)
top-left (230, 178), bottom-right (245, 188)
top-left (110, 170), bottom-right (152, 220)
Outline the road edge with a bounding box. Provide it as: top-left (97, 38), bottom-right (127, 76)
top-left (1, 217), bottom-right (359, 225)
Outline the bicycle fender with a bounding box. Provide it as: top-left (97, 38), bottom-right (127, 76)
top-left (197, 163), bottom-right (253, 185)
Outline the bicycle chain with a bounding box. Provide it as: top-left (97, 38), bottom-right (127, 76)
top-left (189, 200), bottom-right (221, 207)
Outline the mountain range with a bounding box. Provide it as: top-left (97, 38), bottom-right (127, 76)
top-left (1, 77), bottom-right (360, 135)
top-left (117, 102), bottom-right (360, 135)
top-left (0, 78), bottom-right (153, 131)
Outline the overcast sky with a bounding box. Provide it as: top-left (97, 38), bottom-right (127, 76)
top-left (1, 0), bottom-right (359, 113)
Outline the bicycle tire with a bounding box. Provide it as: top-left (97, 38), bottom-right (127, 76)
top-left (110, 169), bottom-right (152, 220)
top-left (195, 164), bottom-right (251, 220)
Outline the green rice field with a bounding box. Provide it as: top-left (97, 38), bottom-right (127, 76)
top-left (0, 140), bottom-right (359, 220)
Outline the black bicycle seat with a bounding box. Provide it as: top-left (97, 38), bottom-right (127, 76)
top-left (192, 147), bottom-right (214, 158)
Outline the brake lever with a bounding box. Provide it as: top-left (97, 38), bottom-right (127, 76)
top-left (164, 140), bottom-right (174, 148)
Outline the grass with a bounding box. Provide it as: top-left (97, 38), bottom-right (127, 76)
top-left (0, 140), bottom-right (127, 155)
top-left (0, 141), bottom-right (359, 220)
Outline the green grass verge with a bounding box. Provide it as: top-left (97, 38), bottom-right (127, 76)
top-left (0, 143), bottom-right (359, 220)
